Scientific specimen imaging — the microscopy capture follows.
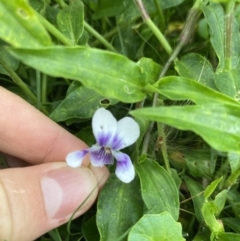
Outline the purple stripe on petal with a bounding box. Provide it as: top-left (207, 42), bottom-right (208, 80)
top-left (97, 133), bottom-right (112, 146)
top-left (111, 117), bottom-right (140, 150)
top-left (110, 135), bottom-right (123, 150)
top-left (113, 151), bottom-right (135, 183)
top-left (92, 108), bottom-right (118, 146)
top-left (90, 146), bottom-right (114, 167)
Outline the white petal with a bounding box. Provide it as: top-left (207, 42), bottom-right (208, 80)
top-left (92, 108), bottom-right (117, 147)
top-left (111, 117), bottom-right (140, 150)
top-left (66, 150), bottom-right (88, 168)
top-left (113, 151), bottom-right (135, 183)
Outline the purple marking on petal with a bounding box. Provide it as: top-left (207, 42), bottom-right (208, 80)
top-left (92, 108), bottom-right (118, 147)
top-left (110, 135), bottom-right (123, 150)
top-left (97, 132), bottom-right (112, 146)
top-left (116, 156), bottom-right (129, 169)
top-left (113, 151), bottom-right (135, 183)
top-left (90, 146), bottom-right (114, 167)
top-left (110, 117), bottom-right (140, 151)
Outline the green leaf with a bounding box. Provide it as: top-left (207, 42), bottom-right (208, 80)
top-left (135, 158), bottom-right (179, 220)
top-left (202, 201), bottom-right (224, 233)
top-left (0, 0), bottom-right (52, 48)
top-left (128, 212), bottom-right (185, 241)
top-left (8, 46), bottom-right (147, 103)
top-left (131, 119), bottom-right (149, 161)
top-left (45, 5), bottom-right (59, 26)
top-left (202, 190), bottom-right (227, 234)
top-left (57, 0), bottom-right (84, 45)
top-left (227, 190), bottom-right (240, 217)
top-left (184, 149), bottom-right (214, 178)
top-left (231, 68), bottom-right (240, 100)
top-left (29, 0), bottom-right (49, 14)
top-left (202, 3), bottom-right (240, 98)
top-left (184, 176), bottom-right (204, 222)
top-left (75, 127), bottom-right (95, 146)
top-left (120, 0), bottom-right (185, 25)
top-left (153, 76), bottom-right (237, 105)
top-left (93, 0), bottom-right (130, 19)
top-left (77, 30), bottom-right (89, 45)
top-left (130, 103), bottom-right (240, 154)
top-left (97, 175), bottom-right (143, 241)
top-left (82, 215), bottom-right (100, 241)
top-left (0, 46), bottom-right (19, 76)
top-left (228, 152), bottom-right (240, 174)
top-left (192, 229), bottom-right (211, 241)
top-left (138, 57), bottom-right (162, 84)
top-left (170, 168), bottom-right (182, 190)
top-left (202, 3), bottom-right (240, 71)
top-left (215, 233), bottom-right (240, 241)
top-left (214, 70), bottom-right (237, 98)
top-left (94, 0), bottom-right (185, 20)
top-left (222, 218), bottom-right (240, 233)
top-left (202, 3), bottom-right (225, 69)
top-left (50, 85), bottom-right (117, 122)
top-left (198, 18), bottom-right (209, 40)
top-left (213, 190), bottom-right (227, 215)
top-left (228, 16), bottom-right (240, 69)
top-left (174, 53), bottom-right (216, 89)
top-left (204, 177), bottom-right (223, 200)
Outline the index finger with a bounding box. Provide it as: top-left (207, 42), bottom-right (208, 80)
top-left (0, 87), bottom-right (87, 164)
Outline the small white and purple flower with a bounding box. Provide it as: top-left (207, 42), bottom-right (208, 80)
top-left (66, 108), bottom-right (140, 183)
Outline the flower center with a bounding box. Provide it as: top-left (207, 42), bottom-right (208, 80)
top-left (104, 147), bottom-right (111, 154)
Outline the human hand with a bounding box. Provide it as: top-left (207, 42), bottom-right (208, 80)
top-left (0, 87), bottom-right (109, 241)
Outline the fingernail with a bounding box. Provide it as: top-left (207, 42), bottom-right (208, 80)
top-left (41, 166), bottom-right (96, 219)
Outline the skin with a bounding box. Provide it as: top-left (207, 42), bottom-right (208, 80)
top-left (0, 87), bottom-right (109, 241)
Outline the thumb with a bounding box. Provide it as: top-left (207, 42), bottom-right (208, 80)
top-left (0, 162), bottom-right (100, 241)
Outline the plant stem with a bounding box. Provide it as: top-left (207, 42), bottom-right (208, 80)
top-left (134, 0), bottom-right (149, 21)
top-left (153, 0), bottom-right (165, 31)
top-left (135, 0), bottom-right (170, 158)
top-left (0, 58), bottom-right (36, 102)
top-left (145, 18), bottom-right (172, 55)
top-left (55, 0), bottom-right (68, 8)
top-left (141, 0), bottom-right (203, 159)
top-left (35, 11), bottom-right (73, 46)
top-left (0, 58), bottom-right (49, 115)
top-left (134, 0), bottom-right (172, 55)
top-left (224, 0), bottom-right (235, 70)
top-left (42, 74), bottom-right (48, 104)
top-left (36, 70), bottom-right (41, 110)
top-left (84, 22), bottom-right (117, 52)
top-left (135, 0), bottom-right (171, 172)
top-left (157, 116), bottom-right (171, 173)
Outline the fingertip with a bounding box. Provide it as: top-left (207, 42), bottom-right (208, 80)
top-left (41, 165), bottom-right (98, 220)
top-left (89, 165), bottom-right (110, 190)
top-left (0, 163), bottom-right (101, 241)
